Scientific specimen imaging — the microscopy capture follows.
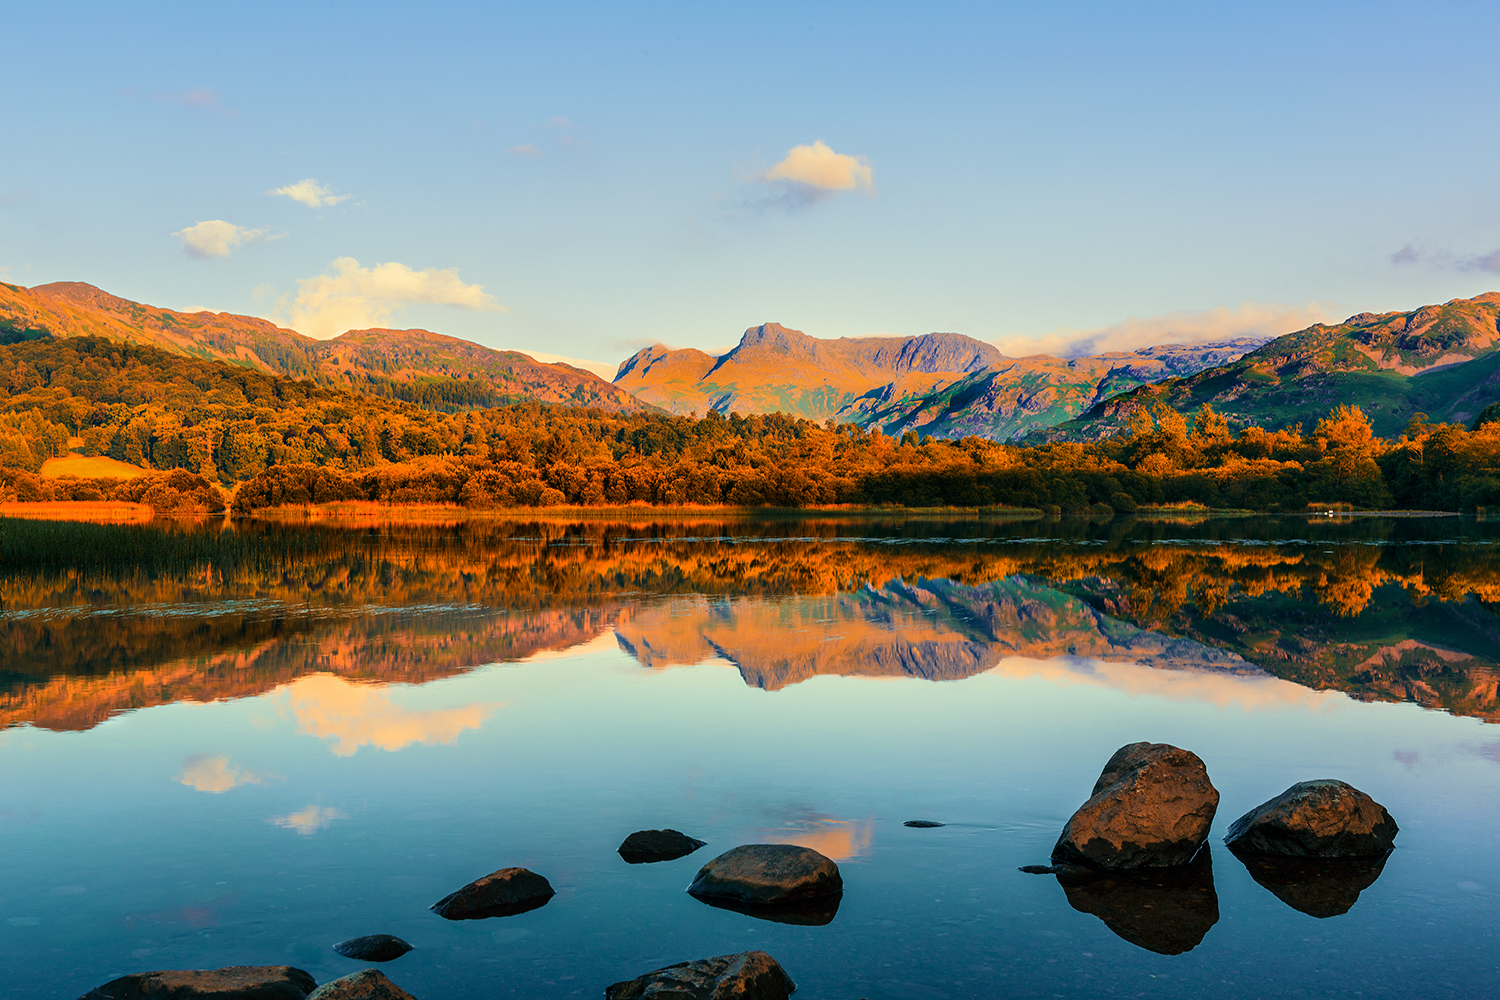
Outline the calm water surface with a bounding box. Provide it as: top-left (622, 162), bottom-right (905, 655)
top-left (3, 515), bottom-right (1499, 999)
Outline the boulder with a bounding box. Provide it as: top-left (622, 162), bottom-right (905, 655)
top-left (1054, 848), bottom-right (1220, 955)
top-left (331, 935), bottom-right (412, 962)
top-left (306, 971), bottom-right (416, 1000)
top-left (605, 951), bottom-right (796, 1000)
top-left (77, 967), bottom-right (316, 1000)
top-left (430, 867), bottom-right (554, 920)
top-left (1230, 848), bottom-right (1390, 918)
top-left (1224, 779), bottom-right (1398, 857)
top-left (618, 829), bottom-right (707, 864)
top-left (687, 844), bottom-right (842, 906)
top-left (1052, 742), bottom-right (1220, 869)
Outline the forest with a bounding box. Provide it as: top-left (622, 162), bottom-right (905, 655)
top-left (1, 335), bottom-right (1499, 513)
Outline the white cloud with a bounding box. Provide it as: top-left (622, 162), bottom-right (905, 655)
top-left (173, 220), bottom-right (268, 259)
top-left (175, 754), bottom-right (266, 793)
top-left (990, 302), bottom-right (1336, 359)
top-left (763, 141), bottom-right (873, 193)
top-left (271, 178), bottom-right (350, 208)
top-left (508, 143), bottom-right (540, 157)
top-left (275, 673), bottom-right (501, 755)
top-left (287, 257), bottom-right (506, 339)
top-left (269, 805), bottom-right (347, 835)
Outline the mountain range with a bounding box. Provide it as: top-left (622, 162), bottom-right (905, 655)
top-left (5, 277), bottom-right (1500, 443)
top-left (0, 281), bottom-right (644, 413)
top-left (615, 323), bottom-right (1267, 440)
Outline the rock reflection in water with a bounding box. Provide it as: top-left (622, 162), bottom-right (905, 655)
top-left (688, 890), bottom-right (842, 926)
top-left (1230, 848), bottom-right (1391, 918)
top-left (1053, 849), bottom-right (1219, 955)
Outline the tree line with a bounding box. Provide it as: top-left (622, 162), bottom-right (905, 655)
top-left (1, 336), bottom-right (1498, 512)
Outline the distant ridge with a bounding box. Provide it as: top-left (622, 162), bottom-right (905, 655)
top-left (615, 321), bottom-right (1267, 440)
top-left (1034, 291), bottom-right (1500, 441)
top-left (0, 280), bottom-right (648, 414)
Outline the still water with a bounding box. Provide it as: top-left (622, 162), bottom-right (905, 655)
top-left (2, 515), bottom-right (1498, 999)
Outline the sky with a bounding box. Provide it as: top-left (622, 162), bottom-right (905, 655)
top-left (5, 1), bottom-right (1500, 376)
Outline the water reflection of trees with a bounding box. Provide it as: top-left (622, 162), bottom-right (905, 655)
top-left (3, 517), bottom-right (1499, 730)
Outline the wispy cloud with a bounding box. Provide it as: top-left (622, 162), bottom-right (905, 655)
top-left (175, 754), bottom-right (268, 793)
top-left (1391, 242), bottom-right (1500, 274)
top-left (992, 302), bottom-right (1335, 359)
top-left (508, 143), bottom-right (540, 157)
top-left (125, 86), bottom-right (236, 117)
top-left (269, 805), bottom-right (346, 835)
top-left (270, 178), bottom-right (350, 208)
top-left (173, 220), bottom-right (270, 259)
top-left (274, 673), bottom-right (501, 754)
top-left (286, 257), bottom-right (506, 339)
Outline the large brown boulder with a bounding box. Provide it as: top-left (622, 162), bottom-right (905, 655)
top-left (618, 829), bottom-right (707, 864)
top-left (77, 967), bottom-right (315, 1000)
top-left (605, 951), bottom-right (796, 1000)
top-left (687, 845), bottom-right (842, 906)
top-left (430, 867), bottom-right (554, 920)
top-left (305, 971), bottom-right (416, 1000)
top-left (1052, 742), bottom-right (1220, 869)
top-left (1224, 779), bottom-right (1398, 857)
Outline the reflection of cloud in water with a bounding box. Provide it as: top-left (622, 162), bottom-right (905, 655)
top-left (269, 805), bottom-right (347, 835)
top-left (175, 754), bottom-right (267, 793)
top-left (988, 656), bottom-right (1346, 713)
top-left (276, 673), bottom-right (500, 756)
top-left (760, 815), bottom-right (873, 861)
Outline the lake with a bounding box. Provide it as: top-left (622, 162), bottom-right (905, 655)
top-left (3, 513), bottom-right (1498, 999)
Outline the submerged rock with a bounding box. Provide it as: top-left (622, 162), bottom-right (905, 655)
top-left (687, 844), bottom-right (842, 906)
top-left (430, 867), bottom-right (554, 920)
top-left (1052, 742), bottom-right (1220, 869)
top-left (618, 829), bottom-right (707, 864)
top-left (1055, 848), bottom-right (1220, 955)
top-left (1230, 848), bottom-right (1391, 918)
top-left (1224, 780), bottom-right (1398, 857)
top-left (306, 971), bottom-right (417, 1000)
top-left (77, 966), bottom-right (316, 1000)
top-left (331, 935), bottom-right (412, 963)
top-left (605, 950), bottom-right (796, 1000)
top-left (902, 820), bottom-right (944, 828)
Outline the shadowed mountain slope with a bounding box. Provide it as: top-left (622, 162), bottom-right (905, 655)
top-left (0, 281), bottom-right (645, 413)
top-left (1036, 293), bottom-right (1500, 440)
top-left (615, 322), bottom-right (1265, 440)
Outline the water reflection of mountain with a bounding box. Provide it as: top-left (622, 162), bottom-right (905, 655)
top-left (3, 517), bottom-right (1500, 730)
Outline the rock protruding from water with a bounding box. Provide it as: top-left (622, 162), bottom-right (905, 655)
top-left (605, 950), bottom-right (797, 1000)
top-left (305, 971), bottom-right (417, 1000)
top-left (430, 867), bottom-right (555, 920)
top-left (1052, 742), bottom-right (1220, 869)
top-left (77, 967), bottom-right (316, 1000)
top-left (1054, 849), bottom-right (1220, 955)
top-left (1224, 779), bottom-right (1398, 857)
top-left (687, 844), bottom-right (842, 906)
top-left (1231, 849), bottom-right (1391, 918)
top-left (903, 820), bottom-right (944, 828)
top-left (331, 935), bottom-right (412, 963)
top-left (618, 829), bottom-right (707, 864)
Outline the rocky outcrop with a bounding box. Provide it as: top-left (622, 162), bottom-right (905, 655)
top-left (687, 844), bottom-right (842, 906)
top-left (430, 867), bottom-right (554, 920)
top-left (1224, 779), bottom-right (1398, 856)
top-left (1052, 742), bottom-right (1220, 869)
top-left (618, 829), bottom-right (707, 863)
top-left (605, 951), bottom-right (796, 1000)
top-left (1231, 850), bottom-right (1390, 918)
top-left (77, 967), bottom-right (316, 1000)
top-left (331, 936), bottom-right (412, 962)
top-left (1053, 850), bottom-right (1220, 955)
top-left (305, 971), bottom-right (417, 1000)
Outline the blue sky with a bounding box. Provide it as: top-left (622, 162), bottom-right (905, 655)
top-left (5, 1), bottom-right (1499, 373)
